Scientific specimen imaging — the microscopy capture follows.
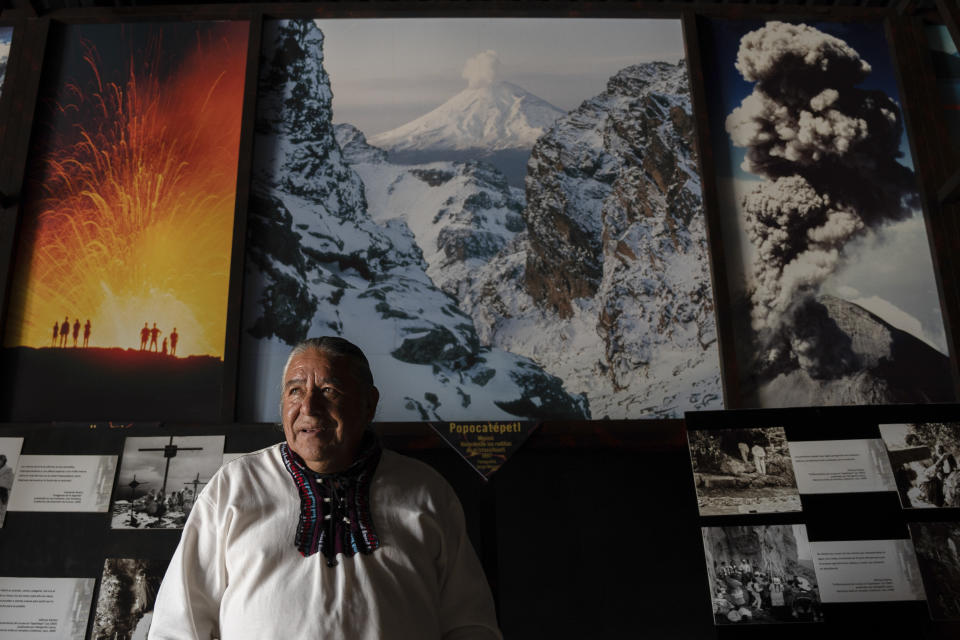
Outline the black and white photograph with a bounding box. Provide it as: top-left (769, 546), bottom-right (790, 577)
top-left (688, 427), bottom-right (801, 516)
top-left (110, 435), bottom-right (224, 529)
top-left (879, 422), bottom-right (960, 509)
top-left (909, 522), bottom-right (960, 619)
top-left (91, 558), bottom-right (166, 640)
top-left (702, 524), bottom-right (822, 624)
top-left (0, 437), bottom-right (23, 527)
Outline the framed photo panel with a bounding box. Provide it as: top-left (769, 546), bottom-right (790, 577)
top-left (238, 18), bottom-right (723, 423)
top-left (698, 18), bottom-right (955, 408)
top-left (0, 26), bottom-right (11, 97)
top-left (701, 524), bottom-right (822, 624)
top-left (110, 434), bottom-right (225, 529)
top-left (91, 558), bottom-right (167, 637)
top-left (879, 421), bottom-right (960, 509)
top-left (0, 21), bottom-right (249, 421)
top-left (924, 24), bottom-right (960, 151)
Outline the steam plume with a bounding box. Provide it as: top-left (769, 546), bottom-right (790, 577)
top-left (462, 50), bottom-right (501, 89)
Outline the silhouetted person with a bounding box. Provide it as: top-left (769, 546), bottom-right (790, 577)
top-left (83, 319), bottom-right (91, 347)
top-left (170, 327), bottom-right (179, 356)
top-left (52, 322), bottom-right (58, 347)
top-left (72, 318), bottom-right (80, 347)
top-left (60, 317), bottom-right (69, 347)
top-left (149, 323), bottom-right (161, 352)
top-left (140, 323), bottom-right (150, 350)
top-left (162, 337), bottom-right (168, 355)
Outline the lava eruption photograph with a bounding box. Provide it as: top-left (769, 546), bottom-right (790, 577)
top-left (700, 19), bottom-right (955, 409)
top-left (0, 21), bottom-right (248, 421)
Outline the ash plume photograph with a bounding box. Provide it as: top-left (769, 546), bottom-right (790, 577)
top-left (688, 426), bottom-right (801, 516)
top-left (701, 19), bottom-right (954, 408)
top-left (111, 435), bottom-right (224, 529)
top-left (238, 18), bottom-right (723, 423)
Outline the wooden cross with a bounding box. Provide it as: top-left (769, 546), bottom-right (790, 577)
top-left (139, 436), bottom-right (203, 497)
top-left (127, 474), bottom-right (147, 501)
top-left (183, 472), bottom-right (207, 498)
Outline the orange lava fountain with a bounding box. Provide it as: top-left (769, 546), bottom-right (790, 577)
top-left (4, 23), bottom-right (248, 357)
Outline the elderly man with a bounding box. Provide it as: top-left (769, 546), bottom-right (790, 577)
top-left (150, 337), bottom-right (501, 639)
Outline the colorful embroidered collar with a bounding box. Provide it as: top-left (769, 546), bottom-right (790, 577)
top-left (280, 431), bottom-right (382, 566)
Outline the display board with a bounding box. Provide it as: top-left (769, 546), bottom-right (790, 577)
top-left (0, 3), bottom-right (957, 639)
top-left (687, 404), bottom-right (960, 632)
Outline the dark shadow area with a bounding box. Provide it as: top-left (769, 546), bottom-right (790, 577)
top-left (0, 347), bottom-right (222, 421)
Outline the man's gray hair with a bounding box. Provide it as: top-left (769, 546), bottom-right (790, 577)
top-left (281, 336), bottom-right (375, 389)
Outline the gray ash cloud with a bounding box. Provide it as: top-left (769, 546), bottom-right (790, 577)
top-left (726, 22), bottom-right (919, 368)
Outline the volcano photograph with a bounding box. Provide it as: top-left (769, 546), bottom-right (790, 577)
top-left (239, 18), bottom-right (723, 423)
top-left (700, 19), bottom-right (954, 408)
top-left (0, 21), bottom-right (248, 421)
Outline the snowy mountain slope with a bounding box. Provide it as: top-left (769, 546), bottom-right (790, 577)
top-left (369, 80), bottom-right (565, 154)
top-left (337, 60), bottom-right (722, 419)
top-left (337, 124), bottom-right (525, 301)
top-left (239, 20), bottom-right (588, 422)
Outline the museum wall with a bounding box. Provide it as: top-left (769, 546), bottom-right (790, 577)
top-left (0, 1), bottom-right (958, 638)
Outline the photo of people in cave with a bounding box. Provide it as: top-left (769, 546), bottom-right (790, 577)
top-left (688, 426), bottom-right (801, 516)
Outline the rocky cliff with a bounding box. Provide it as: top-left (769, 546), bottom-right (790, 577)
top-left (337, 123), bottom-right (526, 303)
top-left (462, 61), bottom-right (723, 418)
top-left (703, 525), bottom-right (816, 588)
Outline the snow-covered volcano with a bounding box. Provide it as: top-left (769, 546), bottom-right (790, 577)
top-left (369, 80), bottom-right (565, 153)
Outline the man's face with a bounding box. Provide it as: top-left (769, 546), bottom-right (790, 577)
top-left (281, 349), bottom-right (378, 474)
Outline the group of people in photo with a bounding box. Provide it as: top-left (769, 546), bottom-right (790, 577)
top-left (134, 487), bottom-right (195, 518)
top-left (123, 485), bottom-right (201, 529)
top-left (48, 318), bottom-right (182, 356)
top-left (51, 316), bottom-right (91, 347)
top-left (139, 323), bottom-right (179, 356)
top-left (737, 441), bottom-right (768, 475)
top-left (712, 558), bottom-right (821, 623)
